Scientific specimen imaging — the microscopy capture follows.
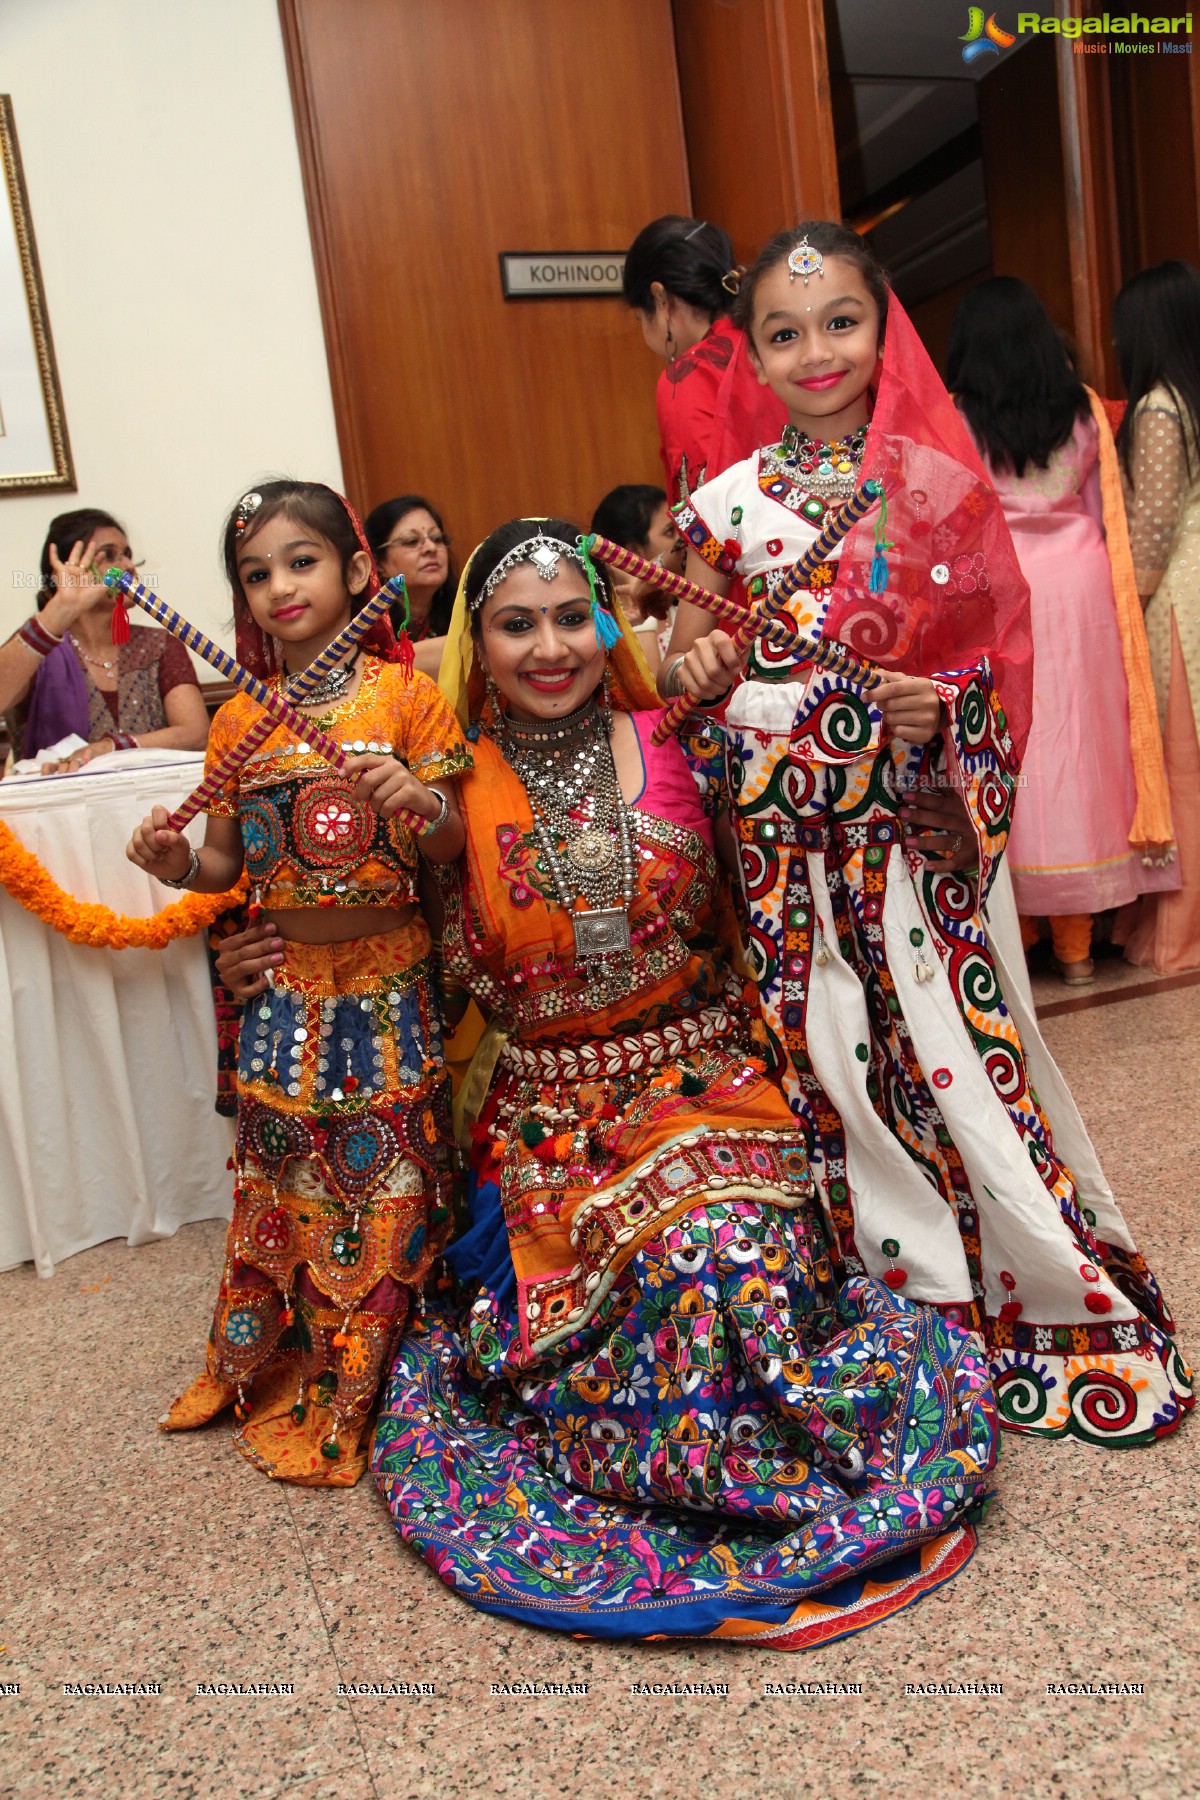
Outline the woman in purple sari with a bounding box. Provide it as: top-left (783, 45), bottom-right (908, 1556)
top-left (0, 508), bottom-right (208, 771)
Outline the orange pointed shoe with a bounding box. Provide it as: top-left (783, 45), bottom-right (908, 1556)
top-left (231, 1378), bottom-right (370, 1487)
top-left (159, 1368), bottom-right (238, 1432)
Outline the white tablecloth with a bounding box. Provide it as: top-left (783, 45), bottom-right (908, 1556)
top-left (0, 752), bottom-right (233, 1276)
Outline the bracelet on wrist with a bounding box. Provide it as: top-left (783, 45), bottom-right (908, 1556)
top-left (419, 787), bottom-right (450, 839)
top-left (110, 731), bottom-right (137, 752)
top-left (659, 654), bottom-right (686, 700)
top-left (159, 847), bottom-right (201, 890)
top-left (17, 615), bottom-right (64, 659)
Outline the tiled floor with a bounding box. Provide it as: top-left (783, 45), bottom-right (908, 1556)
top-left (3, 976), bottom-right (1196, 1800)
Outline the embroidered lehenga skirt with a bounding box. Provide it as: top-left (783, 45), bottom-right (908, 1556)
top-left (162, 921), bottom-right (454, 1485)
top-left (728, 663), bottom-right (1192, 1445)
top-left (372, 730), bottom-right (998, 1644)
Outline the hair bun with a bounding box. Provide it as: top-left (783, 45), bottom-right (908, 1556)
top-left (721, 265), bottom-right (744, 296)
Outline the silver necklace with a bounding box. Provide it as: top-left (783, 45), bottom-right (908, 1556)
top-left (70, 634), bottom-right (117, 674)
top-left (495, 702), bottom-right (637, 981)
top-left (280, 649), bottom-right (358, 708)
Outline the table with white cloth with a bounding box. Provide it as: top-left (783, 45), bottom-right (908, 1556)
top-left (0, 751), bottom-right (233, 1276)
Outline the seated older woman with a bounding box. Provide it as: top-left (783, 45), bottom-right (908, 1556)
top-left (221, 519), bottom-right (997, 1649)
top-left (0, 509), bottom-right (209, 772)
top-left (364, 494), bottom-right (455, 680)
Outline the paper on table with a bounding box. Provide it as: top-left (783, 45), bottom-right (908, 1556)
top-left (7, 741), bottom-right (204, 780)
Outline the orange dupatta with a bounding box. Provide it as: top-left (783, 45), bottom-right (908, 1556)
top-left (1086, 388), bottom-right (1176, 864)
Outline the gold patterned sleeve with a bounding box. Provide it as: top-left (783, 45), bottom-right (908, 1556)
top-left (395, 669), bottom-right (473, 785)
top-left (1126, 404), bottom-right (1188, 599)
top-left (201, 700), bottom-right (241, 817)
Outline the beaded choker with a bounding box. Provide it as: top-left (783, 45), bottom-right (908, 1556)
top-left (501, 697), bottom-right (598, 748)
top-left (765, 423), bottom-right (869, 502)
top-left (279, 649), bottom-right (359, 709)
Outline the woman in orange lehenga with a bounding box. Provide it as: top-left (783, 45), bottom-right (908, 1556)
top-left (369, 518), bottom-right (998, 1649)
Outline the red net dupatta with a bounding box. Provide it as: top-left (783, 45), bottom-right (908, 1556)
top-left (826, 294), bottom-right (1034, 762)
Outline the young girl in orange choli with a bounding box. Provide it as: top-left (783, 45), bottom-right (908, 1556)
top-left (661, 221), bottom-right (1191, 1447)
top-left (127, 480), bottom-right (472, 1484)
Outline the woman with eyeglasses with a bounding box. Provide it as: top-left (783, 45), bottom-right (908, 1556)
top-left (0, 507), bottom-right (209, 773)
top-left (364, 495), bottom-right (456, 678)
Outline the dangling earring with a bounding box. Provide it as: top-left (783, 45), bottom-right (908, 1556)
top-left (484, 671), bottom-right (502, 722)
top-left (665, 322), bottom-right (676, 366)
top-left (602, 663), bottom-right (615, 727)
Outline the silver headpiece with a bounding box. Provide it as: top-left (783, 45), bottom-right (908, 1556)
top-left (473, 531), bottom-right (589, 611)
top-left (787, 237), bottom-right (824, 285)
top-left (234, 491), bottom-right (263, 536)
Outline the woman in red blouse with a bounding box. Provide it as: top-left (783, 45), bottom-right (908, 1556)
top-left (623, 215), bottom-right (786, 504)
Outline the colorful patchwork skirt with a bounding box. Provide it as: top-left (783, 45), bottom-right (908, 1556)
top-left (161, 921), bottom-right (455, 1486)
top-left (727, 676), bottom-right (1193, 1445)
top-left (374, 1194), bottom-right (998, 1645)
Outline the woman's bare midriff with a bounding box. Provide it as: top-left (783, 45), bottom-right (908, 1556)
top-left (271, 903), bottom-right (417, 944)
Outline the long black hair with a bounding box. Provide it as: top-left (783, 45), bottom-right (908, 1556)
top-left (1113, 260), bottom-right (1200, 481)
top-left (622, 216), bottom-right (736, 320)
top-left (946, 278), bottom-right (1088, 478)
top-left (363, 493), bottom-right (456, 636)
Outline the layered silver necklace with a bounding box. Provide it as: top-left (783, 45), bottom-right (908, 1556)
top-left (495, 699), bottom-right (637, 983)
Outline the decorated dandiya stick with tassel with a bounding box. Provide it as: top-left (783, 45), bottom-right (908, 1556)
top-left (165, 579), bottom-right (405, 830)
top-left (650, 479), bottom-right (885, 746)
top-left (104, 571), bottom-right (430, 835)
top-left (586, 532), bottom-right (799, 653)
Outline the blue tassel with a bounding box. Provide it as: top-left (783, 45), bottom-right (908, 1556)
top-left (593, 602), bottom-right (622, 649)
top-left (577, 531), bottom-right (622, 650)
top-left (869, 490), bottom-right (892, 593)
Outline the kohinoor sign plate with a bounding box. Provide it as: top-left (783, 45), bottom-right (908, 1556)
top-left (500, 252), bottom-right (627, 298)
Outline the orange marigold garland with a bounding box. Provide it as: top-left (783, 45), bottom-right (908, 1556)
top-left (0, 816), bottom-right (247, 949)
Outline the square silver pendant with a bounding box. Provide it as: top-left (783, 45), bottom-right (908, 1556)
top-left (572, 907), bottom-right (632, 961)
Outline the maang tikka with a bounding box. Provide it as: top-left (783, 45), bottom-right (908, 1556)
top-left (787, 237), bottom-right (824, 285)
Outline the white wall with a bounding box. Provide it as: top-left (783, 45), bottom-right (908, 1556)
top-left (0, 0), bottom-right (342, 653)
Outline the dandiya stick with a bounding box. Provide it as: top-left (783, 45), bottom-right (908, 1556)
top-left (166, 578), bottom-right (405, 829)
top-left (650, 480), bottom-right (884, 745)
top-left (105, 571), bottom-right (429, 835)
top-left (586, 532), bottom-right (799, 652)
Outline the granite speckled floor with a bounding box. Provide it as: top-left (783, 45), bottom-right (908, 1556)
top-left (2, 977), bottom-right (1196, 1800)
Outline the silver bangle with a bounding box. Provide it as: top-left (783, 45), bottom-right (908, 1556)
top-left (660, 654), bottom-right (686, 700)
top-left (419, 787), bottom-right (450, 839)
top-left (159, 847), bottom-right (201, 889)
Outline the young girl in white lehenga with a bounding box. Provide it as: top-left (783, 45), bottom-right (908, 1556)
top-left (662, 221), bottom-right (1191, 1447)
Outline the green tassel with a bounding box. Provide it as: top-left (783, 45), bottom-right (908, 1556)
top-left (577, 533), bottom-right (622, 649)
top-left (681, 1072), bottom-right (705, 1097)
top-left (520, 1120), bottom-right (548, 1148)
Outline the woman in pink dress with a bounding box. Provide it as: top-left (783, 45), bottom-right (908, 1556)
top-left (948, 279), bottom-right (1175, 982)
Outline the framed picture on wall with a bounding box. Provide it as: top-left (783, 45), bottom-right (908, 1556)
top-left (0, 95), bottom-right (74, 493)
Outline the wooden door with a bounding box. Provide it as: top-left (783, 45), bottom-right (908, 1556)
top-left (281, 0), bottom-right (691, 550)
